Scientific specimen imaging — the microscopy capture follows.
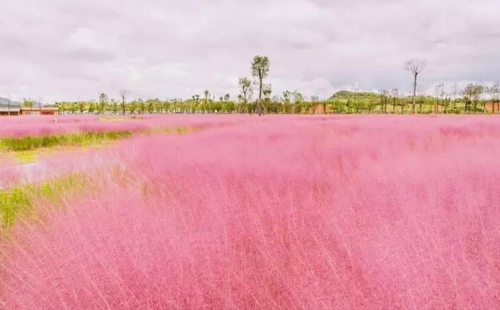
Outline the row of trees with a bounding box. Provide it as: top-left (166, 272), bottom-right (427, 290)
top-left (55, 84), bottom-right (500, 115)
top-left (52, 55), bottom-right (499, 115)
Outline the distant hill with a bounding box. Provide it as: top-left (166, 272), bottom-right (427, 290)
top-left (329, 91), bottom-right (380, 101)
top-left (0, 97), bottom-right (21, 108)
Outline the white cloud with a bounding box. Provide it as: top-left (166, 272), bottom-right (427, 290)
top-left (0, 0), bottom-right (499, 102)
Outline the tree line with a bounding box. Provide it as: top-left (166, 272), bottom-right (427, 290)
top-left (53, 56), bottom-right (500, 115)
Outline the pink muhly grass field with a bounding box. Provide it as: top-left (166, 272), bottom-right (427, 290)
top-left (1, 115), bottom-right (500, 309)
top-left (0, 114), bottom-right (237, 138)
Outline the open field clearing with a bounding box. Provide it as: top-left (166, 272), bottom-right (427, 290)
top-left (0, 115), bottom-right (500, 309)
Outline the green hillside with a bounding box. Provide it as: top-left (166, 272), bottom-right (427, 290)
top-left (329, 91), bottom-right (380, 101)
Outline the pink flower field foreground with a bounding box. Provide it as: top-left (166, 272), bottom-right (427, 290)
top-left (1, 115), bottom-right (500, 310)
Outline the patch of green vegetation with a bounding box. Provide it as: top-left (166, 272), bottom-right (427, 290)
top-left (148, 126), bottom-right (193, 135)
top-left (329, 90), bottom-right (380, 101)
top-left (0, 174), bottom-right (90, 230)
top-left (0, 126), bottom-right (197, 164)
top-left (100, 115), bottom-right (144, 121)
top-left (0, 131), bottom-right (133, 152)
top-left (13, 150), bottom-right (39, 163)
top-left (0, 187), bottom-right (31, 228)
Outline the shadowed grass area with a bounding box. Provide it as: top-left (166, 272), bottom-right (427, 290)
top-left (0, 174), bottom-right (91, 230)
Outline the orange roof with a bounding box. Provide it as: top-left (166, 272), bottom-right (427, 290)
top-left (20, 107), bottom-right (59, 111)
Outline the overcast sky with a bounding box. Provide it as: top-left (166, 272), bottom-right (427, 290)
top-left (1, 0), bottom-right (499, 103)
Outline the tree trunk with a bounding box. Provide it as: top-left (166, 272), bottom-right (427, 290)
top-left (258, 76), bottom-right (263, 116)
top-left (412, 73), bottom-right (417, 113)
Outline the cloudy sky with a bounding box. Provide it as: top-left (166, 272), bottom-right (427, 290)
top-left (1, 0), bottom-right (499, 103)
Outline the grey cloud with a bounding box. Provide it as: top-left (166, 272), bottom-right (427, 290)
top-left (0, 0), bottom-right (499, 102)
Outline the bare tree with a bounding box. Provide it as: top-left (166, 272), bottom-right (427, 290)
top-left (405, 58), bottom-right (428, 113)
top-left (119, 90), bottom-right (128, 116)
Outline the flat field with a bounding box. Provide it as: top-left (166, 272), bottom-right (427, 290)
top-left (1, 114), bottom-right (500, 309)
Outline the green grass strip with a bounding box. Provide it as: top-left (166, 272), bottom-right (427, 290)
top-left (0, 131), bottom-right (133, 152)
top-left (0, 174), bottom-right (90, 230)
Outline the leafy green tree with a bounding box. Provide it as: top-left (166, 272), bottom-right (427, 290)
top-left (192, 95), bottom-right (200, 113)
top-left (434, 83), bottom-right (444, 113)
top-left (330, 100), bottom-right (346, 114)
top-left (442, 97), bottom-right (451, 114)
top-left (162, 100), bottom-right (171, 113)
top-left (380, 89), bottom-right (389, 113)
top-left (282, 90), bottom-right (292, 114)
top-left (489, 82), bottom-right (499, 114)
top-left (391, 89), bottom-right (399, 113)
top-left (251, 55), bottom-right (270, 116)
top-left (70, 102), bottom-right (78, 114)
top-left (263, 84), bottom-right (272, 100)
top-left (138, 99), bottom-right (145, 114)
top-left (22, 98), bottom-right (33, 108)
top-left (463, 83), bottom-right (484, 113)
top-left (120, 90), bottom-right (128, 115)
top-left (110, 99), bottom-right (118, 114)
top-left (56, 102), bottom-right (66, 114)
top-left (292, 90), bottom-right (304, 114)
top-left (367, 98), bottom-right (377, 114)
top-left (321, 100), bottom-right (328, 114)
top-left (129, 100), bottom-right (138, 114)
top-left (417, 96), bottom-right (426, 113)
top-left (452, 83), bottom-right (459, 110)
top-left (204, 90), bottom-right (210, 106)
top-left (154, 99), bottom-right (163, 113)
top-left (78, 101), bottom-right (85, 114)
top-left (147, 99), bottom-right (155, 113)
top-left (88, 102), bottom-right (96, 114)
top-left (99, 93), bottom-right (108, 114)
top-left (238, 78), bottom-right (252, 104)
